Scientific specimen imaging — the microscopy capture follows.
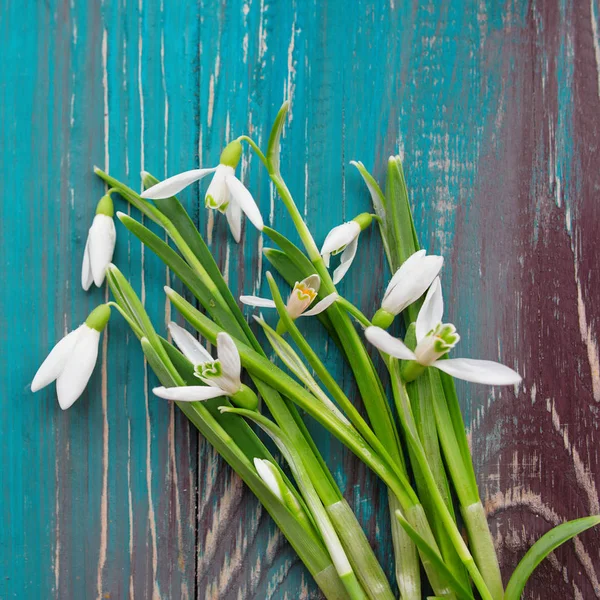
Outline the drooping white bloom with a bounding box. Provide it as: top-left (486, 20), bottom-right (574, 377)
top-left (381, 250), bottom-right (444, 316)
top-left (365, 278), bottom-right (522, 386)
top-left (153, 325), bottom-right (257, 409)
top-left (31, 304), bottom-right (111, 410)
top-left (140, 140), bottom-right (263, 243)
top-left (82, 195), bottom-right (116, 290)
top-left (240, 274), bottom-right (338, 319)
top-left (321, 221), bottom-right (362, 284)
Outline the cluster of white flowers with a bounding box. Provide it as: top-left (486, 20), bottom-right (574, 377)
top-left (32, 145), bottom-right (520, 413)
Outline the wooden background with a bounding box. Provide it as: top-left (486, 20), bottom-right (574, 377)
top-left (1, 0), bottom-right (599, 598)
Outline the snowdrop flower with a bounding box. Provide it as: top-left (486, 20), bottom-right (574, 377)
top-left (31, 304), bottom-right (111, 410)
top-left (366, 278), bottom-right (522, 385)
top-left (153, 323), bottom-right (258, 410)
top-left (372, 250), bottom-right (444, 328)
top-left (81, 194), bottom-right (116, 290)
top-left (321, 213), bottom-right (372, 284)
top-left (240, 274), bottom-right (338, 320)
top-left (140, 140), bottom-right (263, 242)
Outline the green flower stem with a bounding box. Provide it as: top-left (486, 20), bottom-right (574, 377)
top-left (388, 495), bottom-right (420, 598)
top-left (237, 135), bottom-right (269, 168)
top-left (106, 301), bottom-right (144, 338)
top-left (335, 297), bottom-right (372, 328)
top-left (461, 502), bottom-right (504, 600)
top-left (387, 359), bottom-right (493, 600)
top-left (168, 287), bottom-right (464, 598)
top-left (327, 499), bottom-right (398, 600)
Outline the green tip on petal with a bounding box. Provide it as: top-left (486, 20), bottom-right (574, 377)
top-left (85, 304), bottom-right (111, 332)
top-left (352, 212), bottom-right (373, 231)
top-left (219, 140), bottom-right (243, 168)
top-left (95, 193), bottom-right (114, 217)
top-left (372, 308), bottom-right (395, 329)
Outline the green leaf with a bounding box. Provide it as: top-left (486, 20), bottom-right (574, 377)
top-left (351, 161), bottom-right (392, 268)
top-left (385, 156), bottom-right (419, 269)
top-left (117, 212), bottom-right (244, 338)
top-left (263, 226), bottom-right (316, 275)
top-left (266, 101), bottom-right (290, 175)
top-left (395, 511), bottom-right (474, 600)
top-left (255, 315), bottom-right (351, 426)
top-left (504, 515), bottom-right (600, 600)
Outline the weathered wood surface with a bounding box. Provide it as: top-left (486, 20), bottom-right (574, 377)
top-left (1, 1), bottom-right (599, 598)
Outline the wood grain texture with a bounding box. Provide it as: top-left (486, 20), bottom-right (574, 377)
top-left (1, 1), bottom-right (599, 598)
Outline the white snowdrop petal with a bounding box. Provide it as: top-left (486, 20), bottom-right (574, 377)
top-left (168, 322), bottom-right (213, 365)
top-left (364, 326), bottom-right (417, 361)
top-left (31, 327), bottom-right (83, 392)
top-left (81, 236), bottom-right (93, 291)
top-left (382, 252), bottom-right (444, 314)
top-left (302, 293), bottom-right (339, 316)
top-left (141, 168), bottom-right (217, 199)
top-left (55, 326), bottom-right (100, 410)
top-left (225, 174), bottom-right (264, 231)
top-left (216, 332), bottom-right (242, 389)
top-left (205, 165), bottom-right (230, 209)
top-left (416, 277), bottom-right (444, 342)
top-left (239, 295), bottom-right (277, 308)
top-left (89, 215), bottom-right (116, 287)
top-left (385, 250), bottom-right (426, 294)
top-left (225, 196), bottom-right (243, 242)
top-left (433, 358), bottom-right (522, 386)
top-left (320, 221), bottom-right (360, 256)
top-left (332, 236), bottom-right (359, 284)
top-left (153, 385), bottom-right (225, 402)
top-left (301, 274), bottom-right (321, 293)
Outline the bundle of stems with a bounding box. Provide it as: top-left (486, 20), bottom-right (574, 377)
top-left (37, 101), bottom-right (599, 599)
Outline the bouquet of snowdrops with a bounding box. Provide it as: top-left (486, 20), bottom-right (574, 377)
top-left (32, 101), bottom-right (599, 599)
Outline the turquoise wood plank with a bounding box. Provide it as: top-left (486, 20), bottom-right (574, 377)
top-left (2, 1), bottom-right (600, 598)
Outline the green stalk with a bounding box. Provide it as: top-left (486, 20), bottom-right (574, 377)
top-left (407, 373), bottom-right (469, 588)
top-left (431, 369), bottom-right (503, 599)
